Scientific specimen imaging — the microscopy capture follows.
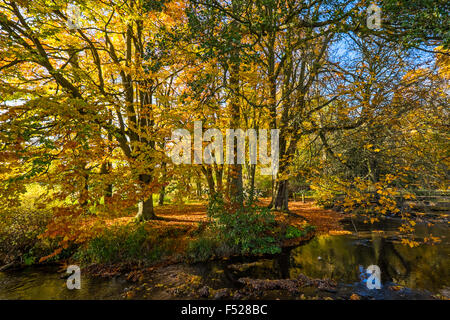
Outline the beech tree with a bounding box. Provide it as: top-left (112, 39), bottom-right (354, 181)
top-left (0, 0), bottom-right (189, 220)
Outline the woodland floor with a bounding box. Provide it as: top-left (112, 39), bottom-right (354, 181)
top-left (110, 199), bottom-right (346, 236)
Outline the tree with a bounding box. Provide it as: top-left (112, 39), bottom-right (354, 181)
top-left (0, 0), bottom-right (188, 220)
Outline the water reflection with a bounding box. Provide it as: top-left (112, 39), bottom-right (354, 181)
top-left (289, 234), bottom-right (449, 292)
top-left (222, 218), bottom-right (449, 296)
top-left (0, 266), bottom-right (128, 300)
top-left (288, 218), bottom-right (449, 292)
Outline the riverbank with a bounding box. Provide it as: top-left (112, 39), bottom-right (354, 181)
top-left (95, 212), bottom-right (450, 300)
top-left (74, 200), bottom-right (352, 300)
top-left (1, 199), bottom-right (343, 272)
top-left (76, 200), bottom-right (345, 275)
top-left (1, 207), bottom-right (449, 300)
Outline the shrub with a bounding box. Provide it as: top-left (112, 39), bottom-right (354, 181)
top-left (75, 224), bottom-right (168, 264)
top-left (186, 236), bottom-right (218, 262)
top-left (207, 194), bottom-right (281, 255)
top-left (285, 225), bottom-right (305, 239)
top-left (0, 184), bottom-right (57, 264)
top-left (287, 224), bottom-right (316, 238)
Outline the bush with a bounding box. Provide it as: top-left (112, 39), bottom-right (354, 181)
top-left (0, 184), bottom-right (57, 264)
top-left (285, 225), bottom-right (304, 239)
top-left (284, 225), bottom-right (316, 239)
top-left (207, 194), bottom-right (281, 255)
top-left (75, 224), bottom-right (168, 264)
top-left (186, 236), bottom-right (218, 262)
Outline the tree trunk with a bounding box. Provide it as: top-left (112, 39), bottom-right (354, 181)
top-left (202, 166), bottom-right (216, 196)
top-left (227, 68), bottom-right (243, 204)
top-left (228, 162), bottom-right (243, 205)
top-left (158, 160), bottom-right (167, 205)
top-left (271, 120), bottom-right (291, 211)
top-left (267, 28), bottom-right (277, 208)
top-left (136, 196), bottom-right (155, 221)
top-left (135, 174), bottom-right (156, 221)
top-left (100, 162), bottom-right (113, 198)
top-left (274, 179), bottom-right (289, 211)
top-left (215, 164), bottom-right (223, 194)
top-left (249, 163), bottom-right (256, 200)
top-left (158, 185), bottom-right (165, 205)
top-left (227, 0), bottom-right (243, 206)
top-left (101, 112), bottom-right (114, 199)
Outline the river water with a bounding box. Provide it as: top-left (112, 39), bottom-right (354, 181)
top-left (0, 217), bottom-right (448, 299)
